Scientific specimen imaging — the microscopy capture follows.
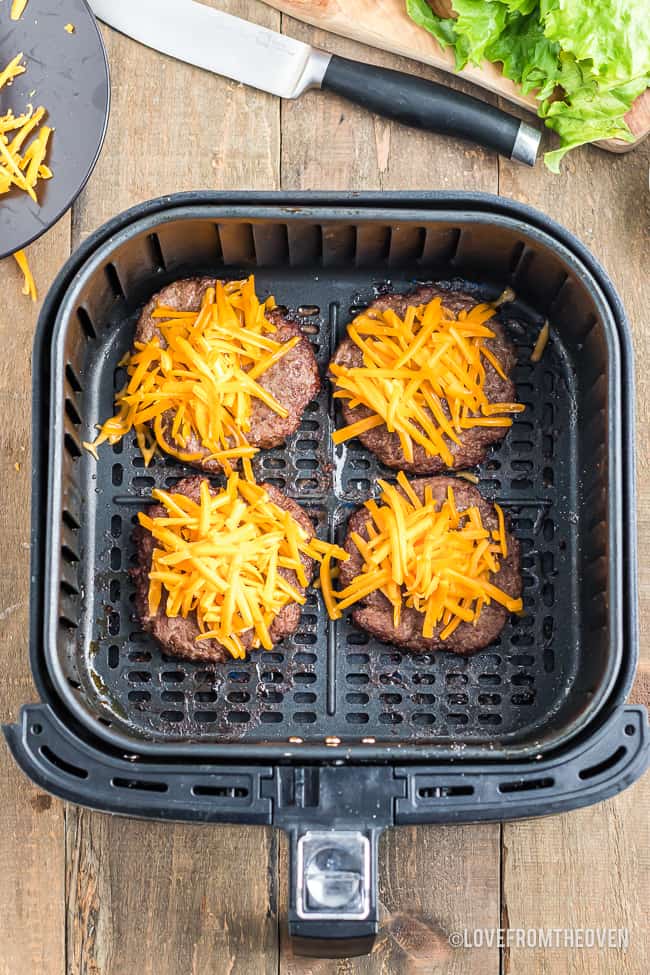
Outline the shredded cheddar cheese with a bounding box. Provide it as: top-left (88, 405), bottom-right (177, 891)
top-left (64, 23), bottom-right (75, 34)
top-left (10, 0), bottom-right (28, 21)
top-left (331, 295), bottom-right (524, 466)
top-left (531, 321), bottom-right (550, 363)
top-left (86, 276), bottom-right (299, 473)
top-left (0, 53), bottom-right (53, 202)
top-left (13, 248), bottom-right (36, 301)
top-left (140, 473), bottom-right (347, 660)
top-left (324, 473), bottom-right (522, 641)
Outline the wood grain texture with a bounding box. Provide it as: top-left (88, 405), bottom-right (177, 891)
top-left (279, 15), bottom-right (499, 192)
top-left (66, 4), bottom-right (281, 974)
top-left (263, 0), bottom-right (650, 148)
top-left (0, 221), bottom-right (70, 975)
top-left (499, 114), bottom-right (650, 975)
top-left (72, 0), bottom-right (281, 244)
top-left (279, 827), bottom-right (501, 974)
top-left (66, 815), bottom-right (279, 975)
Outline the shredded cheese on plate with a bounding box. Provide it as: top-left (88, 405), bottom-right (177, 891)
top-left (322, 472), bottom-right (522, 641)
top-left (141, 472), bottom-right (347, 660)
top-left (331, 295), bottom-right (524, 466)
top-left (86, 276), bottom-right (299, 475)
top-left (0, 53), bottom-right (53, 202)
top-left (10, 0), bottom-right (29, 21)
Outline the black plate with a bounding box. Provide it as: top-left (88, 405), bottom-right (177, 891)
top-left (0, 0), bottom-right (109, 258)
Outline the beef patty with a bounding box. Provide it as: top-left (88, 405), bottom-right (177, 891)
top-left (132, 475), bottom-right (316, 663)
top-left (339, 476), bottom-right (522, 655)
top-left (330, 285), bottom-right (518, 473)
top-left (135, 277), bottom-right (321, 472)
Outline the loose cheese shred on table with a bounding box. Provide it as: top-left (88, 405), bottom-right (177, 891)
top-left (323, 473), bottom-right (523, 641)
top-left (86, 276), bottom-right (299, 474)
top-left (0, 53), bottom-right (53, 203)
top-left (64, 23), bottom-right (75, 34)
top-left (140, 472), bottom-right (347, 660)
top-left (331, 296), bottom-right (525, 466)
top-left (13, 248), bottom-right (37, 301)
top-left (10, 0), bottom-right (29, 21)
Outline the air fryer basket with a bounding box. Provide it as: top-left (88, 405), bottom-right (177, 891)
top-left (6, 193), bottom-right (647, 958)
top-left (46, 202), bottom-right (624, 761)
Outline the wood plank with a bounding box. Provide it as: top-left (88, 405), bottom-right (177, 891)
top-left (66, 3), bottom-right (282, 973)
top-left (72, 0), bottom-right (281, 243)
top-left (0, 220), bottom-right (70, 975)
top-left (499, 128), bottom-right (650, 975)
top-left (67, 815), bottom-right (279, 975)
top-left (280, 17), bottom-right (498, 192)
top-left (264, 0), bottom-right (650, 148)
top-left (279, 19), bottom-right (501, 973)
top-left (279, 827), bottom-right (501, 974)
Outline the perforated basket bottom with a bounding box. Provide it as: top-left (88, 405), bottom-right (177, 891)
top-left (69, 269), bottom-right (579, 746)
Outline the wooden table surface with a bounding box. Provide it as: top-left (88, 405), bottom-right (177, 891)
top-left (1, 3), bottom-right (648, 973)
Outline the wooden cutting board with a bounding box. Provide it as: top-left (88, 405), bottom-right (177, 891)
top-left (264, 0), bottom-right (650, 153)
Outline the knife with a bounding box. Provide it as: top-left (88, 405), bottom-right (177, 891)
top-left (88, 0), bottom-right (541, 165)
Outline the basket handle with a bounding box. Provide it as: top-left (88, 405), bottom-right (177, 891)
top-left (286, 827), bottom-right (381, 958)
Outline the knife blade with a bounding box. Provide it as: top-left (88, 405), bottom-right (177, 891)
top-left (88, 0), bottom-right (540, 165)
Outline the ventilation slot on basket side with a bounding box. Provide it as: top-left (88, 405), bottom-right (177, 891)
top-left (252, 223), bottom-right (290, 266)
top-left (40, 746), bottom-right (88, 779)
top-left (77, 307), bottom-right (97, 340)
top-left (216, 222), bottom-right (255, 266)
top-left (418, 784), bottom-right (474, 799)
top-left (64, 434), bottom-right (81, 459)
top-left (388, 225), bottom-right (426, 266)
top-left (192, 784), bottom-right (249, 799)
top-left (104, 263), bottom-right (126, 300)
top-left (147, 233), bottom-right (166, 271)
top-left (112, 777), bottom-right (168, 793)
top-left (578, 747), bottom-right (627, 781)
top-left (65, 363), bottom-right (83, 393)
top-left (498, 777), bottom-right (554, 794)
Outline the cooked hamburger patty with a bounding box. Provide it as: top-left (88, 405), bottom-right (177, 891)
top-left (331, 285), bottom-right (517, 473)
top-left (135, 277), bottom-right (321, 472)
top-left (339, 477), bottom-right (521, 655)
top-left (132, 475), bottom-right (316, 663)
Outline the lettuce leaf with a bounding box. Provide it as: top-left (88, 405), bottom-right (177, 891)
top-left (405, 0), bottom-right (650, 171)
top-left (405, 0), bottom-right (458, 50)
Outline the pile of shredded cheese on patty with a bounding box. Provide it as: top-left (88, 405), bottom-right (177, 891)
top-left (86, 277), bottom-right (298, 477)
top-left (0, 53), bottom-right (53, 201)
top-left (140, 472), bottom-right (347, 660)
top-left (322, 472), bottom-right (523, 641)
top-left (331, 296), bottom-right (524, 466)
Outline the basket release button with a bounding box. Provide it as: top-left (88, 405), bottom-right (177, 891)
top-left (297, 831), bottom-right (370, 919)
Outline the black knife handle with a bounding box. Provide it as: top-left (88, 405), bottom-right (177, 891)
top-left (321, 54), bottom-right (540, 165)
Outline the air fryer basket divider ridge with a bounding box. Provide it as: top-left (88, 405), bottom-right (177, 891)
top-left (45, 203), bottom-right (625, 763)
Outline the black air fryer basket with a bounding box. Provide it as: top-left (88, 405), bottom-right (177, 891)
top-left (5, 192), bottom-right (648, 958)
